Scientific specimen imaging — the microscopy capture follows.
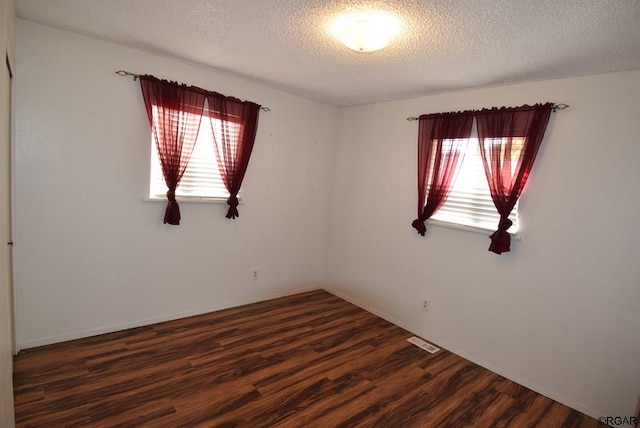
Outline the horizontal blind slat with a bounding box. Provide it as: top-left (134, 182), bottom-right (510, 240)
top-left (427, 137), bottom-right (520, 232)
top-left (149, 114), bottom-right (235, 199)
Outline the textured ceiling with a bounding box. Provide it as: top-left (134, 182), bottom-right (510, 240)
top-left (16, 0), bottom-right (640, 106)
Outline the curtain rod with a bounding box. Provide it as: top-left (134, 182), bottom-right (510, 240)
top-left (405, 103), bottom-right (569, 121)
top-left (115, 70), bottom-right (271, 112)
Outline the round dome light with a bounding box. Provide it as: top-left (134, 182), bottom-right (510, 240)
top-left (330, 11), bottom-right (402, 53)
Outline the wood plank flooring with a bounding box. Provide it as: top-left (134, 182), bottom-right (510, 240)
top-left (13, 290), bottom-right (601, 427)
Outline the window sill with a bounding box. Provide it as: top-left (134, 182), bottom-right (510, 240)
top-left (142, 196), bottom-right (240, 204)
top-left (427, 218), bottom-right (521, 240)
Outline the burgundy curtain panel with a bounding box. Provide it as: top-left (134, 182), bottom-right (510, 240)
top-left (206, 94), bottom-right (260, 219)
top-left (412, 112), bottom-right (474, 236)
top-left (476, 103), bottom-right (553, 254)
top-left (140, 75), bottom-right (206, 225)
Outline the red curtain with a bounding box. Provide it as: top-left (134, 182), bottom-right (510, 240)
top-left (140, 75), bottom-right (206, 225)
top-left (476, 103), bottom-right (553, 254)
top-left (206, 94), bottom-right (260, 219)
top-left (412, 112), bottom-right (474, 236)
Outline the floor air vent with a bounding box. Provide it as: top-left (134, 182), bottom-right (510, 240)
top-left (407, 336), bottom-right (440, 354)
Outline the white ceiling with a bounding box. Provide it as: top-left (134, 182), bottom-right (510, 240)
top-left (16, 0), bottom-right (640, 106)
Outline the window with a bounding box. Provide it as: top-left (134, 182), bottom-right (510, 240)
top-left (149, 112), bottom-right (234, 201)
top-left (429, 137), bottom-right (521, 233)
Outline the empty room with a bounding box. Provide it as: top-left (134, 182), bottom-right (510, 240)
top-left (1, 0), bottom-right (639, 426)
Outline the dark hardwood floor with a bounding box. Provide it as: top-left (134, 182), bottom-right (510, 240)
top-left (13, 290), bottom-right (600, 427)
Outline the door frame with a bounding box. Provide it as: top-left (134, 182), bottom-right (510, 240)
top-left (4, 55), bottom-right (16, 355)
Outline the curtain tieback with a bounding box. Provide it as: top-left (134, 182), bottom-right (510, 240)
top-left (164, 189), bottom-right (181, 225)
top-left (411, 219), bottom-right (427, 236)
top-left (497, 216), bottom-right (513, 232)
top-left (226, 195), bottom-right (240, 219)
top-left (227, 195), bottom-right (239, 209)
top-left (488, 215), bottom-right (513, 254)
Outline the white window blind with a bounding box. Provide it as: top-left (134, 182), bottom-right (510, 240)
top-left (430, 137), bottom-right (521, 233)
top-left (149, 111), bottom-right (237, 200)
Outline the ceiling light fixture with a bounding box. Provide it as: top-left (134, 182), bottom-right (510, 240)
top-left (330, 11), bottom-right (402, 53)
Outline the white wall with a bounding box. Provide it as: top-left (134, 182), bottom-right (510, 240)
top-left (14, 20), bottom-right (337, 349)
top-left (14, 16), bottom-right (640, 422)
top-left (325, 70), bottom-right (640, 418)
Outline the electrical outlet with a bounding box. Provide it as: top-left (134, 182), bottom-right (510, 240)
top-left (252, 270), bottom-right (259, 280)
top-left (422, 299), bottom-right (429, 311)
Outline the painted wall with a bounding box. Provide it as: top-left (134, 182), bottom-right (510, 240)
top-left (13, 20), bottom-right (337, 349)
top-left (13, 15), bottom-right (640, 422)
top-left (325, 70), bottom-right (640, 418)
top-left (1, 0), bottom-right (16, 424)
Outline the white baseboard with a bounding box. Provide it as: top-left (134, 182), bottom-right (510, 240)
top-left (323, 286), bottom-right (604, 420)
top-left (18, 285), bottom-right (320, 350)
